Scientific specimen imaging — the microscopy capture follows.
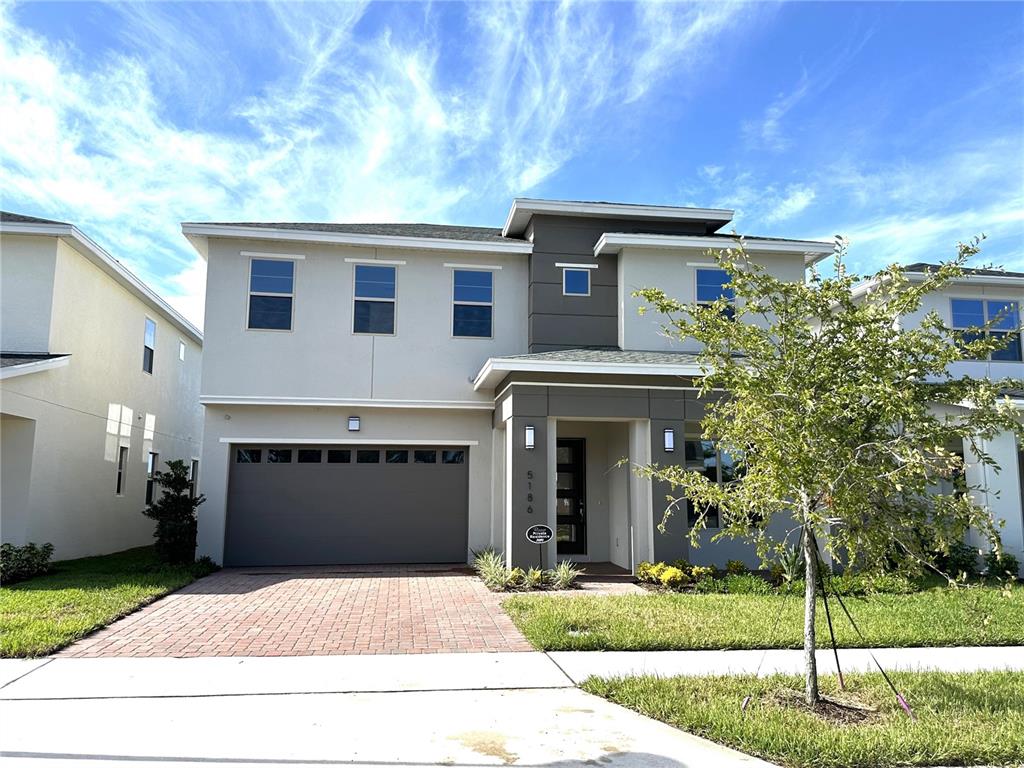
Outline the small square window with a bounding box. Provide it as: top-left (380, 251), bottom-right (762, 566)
top-left (267, 449), bottom-right (292, 464)
top-left (563, 269), bottom-right (590, 296)
top-left (298, 449), bottom-right (322, 463)
top-left (237, 448), bottom-right (262, 464)
top-left (327, 449), bottom-right (351, 464)
top-left (386, 449), bottom-right (409, 463)
top-left (441, 449), bottom-right (465, 464)
top-left (357, 449), bottom-right (380, 463)
top-left (414, 450), bottom-right (437, 464)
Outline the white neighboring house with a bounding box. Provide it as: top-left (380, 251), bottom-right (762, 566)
top-left (1, 212), bottom-right (203, 560)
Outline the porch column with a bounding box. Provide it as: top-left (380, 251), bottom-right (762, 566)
top-left (507, 415), bottom-right (552, 570)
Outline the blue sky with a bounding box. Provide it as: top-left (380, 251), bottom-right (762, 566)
top-left (2, 1), bottom-right (1022, 328)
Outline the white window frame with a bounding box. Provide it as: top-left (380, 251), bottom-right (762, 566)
top-left (451, 268), bottom-right (494, 340)
top-left (115, 445), bottom-right (129, 496)
top-left (246, 255), bottom-right (297, 333)
top-left (178, 339), bottom-right (186, 362)
top-left (950, 297), bottom-right (1023, 363)
top-left (142, 317), bottom-right (156, 375)
top-left (562, 268), bottom-right (591, 297)
top-left (352, 263), bottom-right (398, 336)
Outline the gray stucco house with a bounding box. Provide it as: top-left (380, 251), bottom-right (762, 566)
top-left (184, 199), bottom-right (1024, 573)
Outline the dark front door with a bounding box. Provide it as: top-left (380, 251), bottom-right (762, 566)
top-left (556, 438), bottom-right (586, 555)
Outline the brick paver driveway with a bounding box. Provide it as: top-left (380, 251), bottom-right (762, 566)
top-left (59, 565), bottom-right (532, 657)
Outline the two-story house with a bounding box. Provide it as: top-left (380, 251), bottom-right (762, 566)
top-left (185, 199), bottom-right (840, 571)
top-left (1, 212), bottom-right (204, 560)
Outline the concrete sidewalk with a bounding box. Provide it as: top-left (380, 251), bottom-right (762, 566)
top-left (0, 653), bottom-right (775, 768)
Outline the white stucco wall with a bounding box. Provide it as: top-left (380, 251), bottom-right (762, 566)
top-left (197, 404), bottom-right (496, 564)
top-left (200, 237), bottom-right (529, 404)
top-left (1, 234), bottom-right (57, 352)
top-left (0, 235), bottom-right (204, 560)
top-left (617, 247), bottom-right (806, 352)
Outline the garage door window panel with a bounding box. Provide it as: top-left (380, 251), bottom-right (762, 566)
top-left (442, 450), bottom-right (465, 464)
top-left (353, 265), bottom-right (396, 335)
top-left (386, 449), bottom-right (409, 463)
top-left (268, 449), bottom-right (293, 464)
top-left (248, 259), bottom-right (295, 331)
top-left (237, 449), bottom-right (262, 463)
top-left (357, 449), bottom-right (380, 463)
top-left (327, 449), bottom-right (351, 463)
top-left (298, 449), bottom-right (322, 463)
top-left (414, 450), bottom-right (437, 463)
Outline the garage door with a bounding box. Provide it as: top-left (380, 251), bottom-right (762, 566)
top-left (224, 444), bottom-right (469, 566)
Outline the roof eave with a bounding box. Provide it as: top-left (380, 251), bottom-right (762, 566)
top-left (0, 354), bottom-right (71, 380)
top-left (594, 232), bottom-right (834, 265)
top-left (473, 356), bottom-right (706, 391)
top-left (502, 198), bottom-right (735, 238)
top-left (180, 223), bottom-right (533, 256)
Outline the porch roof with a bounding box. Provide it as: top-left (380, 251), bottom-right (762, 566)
top-left (473, 347), bottom-right (705, 390)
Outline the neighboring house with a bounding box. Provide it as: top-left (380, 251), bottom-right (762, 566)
top-left (853, 263), bottom-right (1024, 571)
top-left (185, 199), bottom-right (838, 571)
top-left (1, 212), bottom-right (203, 560)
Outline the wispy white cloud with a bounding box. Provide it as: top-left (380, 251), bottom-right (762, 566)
top-left (763, 184), bottom-right (816, 223)
top-left (0, 1), bottom-right (754, 328)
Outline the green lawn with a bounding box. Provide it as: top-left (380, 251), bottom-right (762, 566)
top-left (0, 546), bottom-right (215, 658)
top-left (503, 586), bottom-right (1024, 650)
top-left (584, 671), bottom-right (1024, 768)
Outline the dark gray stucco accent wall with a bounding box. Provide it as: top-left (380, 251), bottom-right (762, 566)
top-left (508, 413), bottom-right (550, 571)
top-left (528, 215), bottom-right (712, 352)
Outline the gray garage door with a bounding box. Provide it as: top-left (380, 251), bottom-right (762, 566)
top-left (224, 444), bottom-right (469, 566)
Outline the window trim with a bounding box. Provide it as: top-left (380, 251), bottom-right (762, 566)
top-left (451, 268), bottom-right (495, 340)
top-left (246, 255), bottom-right (297, 333)
top-left (562, 268), bottom-right (591, 297)
top-left (142, 317), bottom-right (156, 375)
top-left (352, 263), bottom-right (398, 336)
top-left (950, 297), bottom-right (1022, 362)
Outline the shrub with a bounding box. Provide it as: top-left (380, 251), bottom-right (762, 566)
top-left (551, 560), bottom-right (584, 590)
top-left (0, 542), bottom-right (54, 584)
top-left (658, 566), bottom-right (689, 589)
top-left (508, 567), bottom-right (527, 589)
top-left (693, 575), bottom-right (728, 593)
top-left (725, 559), bottom-right (748, 575)
top-left (193, 555), bottom-right (220, 577)
top-left (635, 561), bottom-right (658, 584)
top-left (526, 567), bottom-right (550, 590)
top-left (671, 558), bottom-right (693, 576)
top-left (774, 545), bottom-right (805, 584)
top-left (142, 460), bottom-right (204, 564)
top-left (474, 549), bottom-right (512, 591)
top-left (690, 565), bottom-right (716, 582)
top-left (935, 540), bottom-right (980, 579)
top-left (984, 550), bottom-right (1021, 580)
top-left (722, 573), bottom-right (773, 595)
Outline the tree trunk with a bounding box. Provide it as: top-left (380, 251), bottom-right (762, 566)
top-left (802, 513), bottom-right (820, 707)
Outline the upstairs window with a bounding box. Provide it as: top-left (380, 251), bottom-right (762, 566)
top-left (143, 318), bottom-right (156, 373)
top-left (952, 299), bottom-right (1021, 362)
top-left (178, 340), bottom-right (186, 362)
top-left (248, 259), bottom-right (295, 330)
top-left (696, 268), bottom-right (735, 319)
top-left (453, 270), bottom-right (493, 338)
top-left (562, 268), bottom-right (590, 296)
top-left (353, 265), bottom-right (396, 334)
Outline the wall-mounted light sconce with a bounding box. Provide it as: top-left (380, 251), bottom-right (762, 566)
top-left (663, 427), bottom-right (675, 453)
top-left (348, 416), bottom-right (361, 432)
top-left (525, 425), bottom-right (536, 450)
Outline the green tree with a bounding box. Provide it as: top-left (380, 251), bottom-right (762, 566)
top-left (142, 459), bottom-right (204, 564)
top-left (634, 237), bottom-right (1022, 705)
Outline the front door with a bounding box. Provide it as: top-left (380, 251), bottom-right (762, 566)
top-left (556, 438), bottom-right (586, 555)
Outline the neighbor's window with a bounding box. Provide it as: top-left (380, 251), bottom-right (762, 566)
top-left (248, 258), bottom-right (295, 330)
top-left (452, 270), bottom-right (493, 338)
top-left (146, 451), bottom-right (159, 505)
top-left (952, 299), bottom-right (1022, 362)
top-left (189, 459), bottom-right (199, 498)
top-left (696, 268), bottom-right (735, 319)
top-left (562, 268), bottom-right (590, 296)
top-left (115, 446), bottom-right (129, 495)
top-left (353, 264), bottom-right (396, 334)
top-left (236, 448), bottom-right (262, 463)
top-left (143, 318), bottom-right (156, 373)
top-left (178, 340), bottom-right (186, 362)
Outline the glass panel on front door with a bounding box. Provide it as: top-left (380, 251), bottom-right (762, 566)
top-left (556, 438), bottom-right (586, 555)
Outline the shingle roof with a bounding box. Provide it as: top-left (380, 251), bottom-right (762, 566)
top-left (497, 347), bottom-right (703, 366)
top-left (0, 352), bottom-right (70, 368)
top-left (904, 262), bottom-right (1024, 278)
top-left (185, 221), bottom-right (521, 243)
top-left (0, 211), bottom-right (70, 226)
